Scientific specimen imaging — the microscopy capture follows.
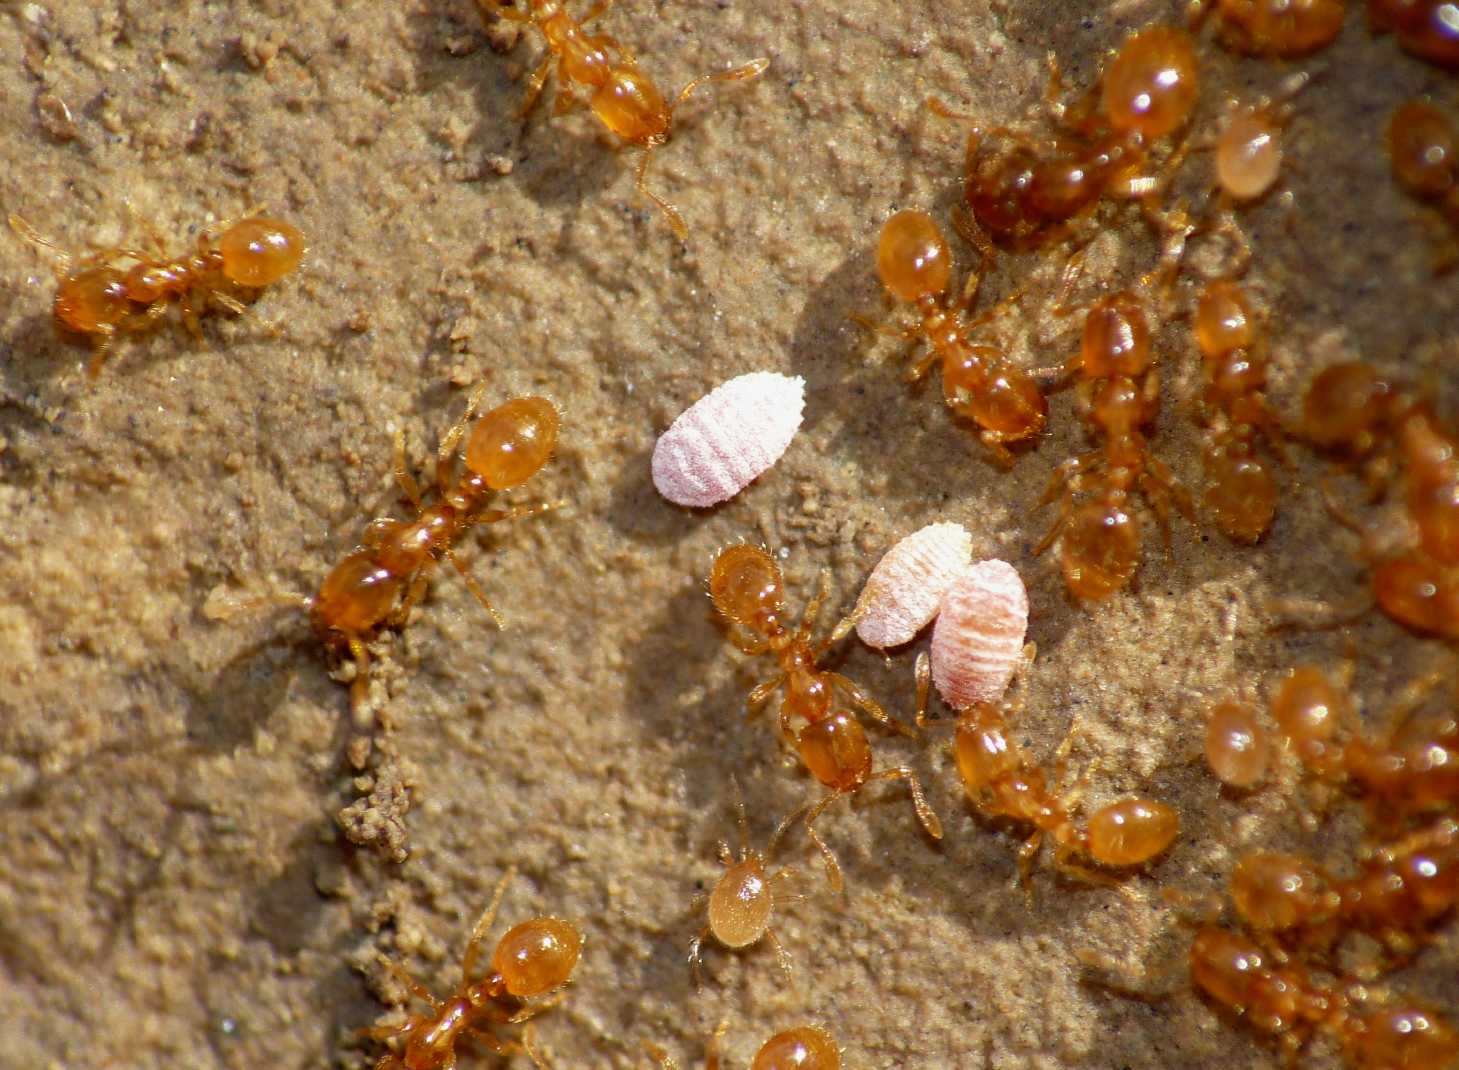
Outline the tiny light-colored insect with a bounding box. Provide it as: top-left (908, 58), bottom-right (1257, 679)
top-left (652, 371), bottom-right (806, 508)
top-left (854, 522), bottom-right (973, 649)
top-left (930, 559), bottom-right (1028, 710)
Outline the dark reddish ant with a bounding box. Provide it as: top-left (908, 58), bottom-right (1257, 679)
top-left (647, 1022), bottom-right (842, 1070)
top-left (1387, 100), bottom-right (1459, 270)
top-left (476, 0), bottom-right (767, 239)
top-left (1034, 258), bottom-right (1196, 600)
top-left (1370, 0), bottom-right (1459, 68)
top-left (863, 209), bottom-right (1049, 465)
top-left (309, 388), bottom-right (560, 710)
top-left (1189, 0), bottom-right (1346, 57)
top-left (362, 866), bottom-right (582, 1070)
top-left (10, 210), bottom-right (303, 377)
top-left (930, 25), bottom-right (1200, 251)
top-left (1191, 278), bottom-right (1285, 543)
top-left (708, 544), bottom-right (942, 892)
top-left (1229, 818), bottom-right (1459, 959)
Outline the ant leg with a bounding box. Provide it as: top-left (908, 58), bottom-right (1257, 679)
top-left (507, 990), bottom-right (566, 1024)
top-left (728, 774), bottom-right (751, 857)
top-left (670, 57), bottom-right (771, 112)
top-left (687, 925), bottom-right (711, 990)
top-left (634, 143), bottom-right (688, 241)
top-left (1015, 829), bottom-right (1044, 887)
top-left (1031, 494), bottom-right (1071, 557)
top-left (461, 864), bottom-right (518, 983)
top-left (643, 1040), bottom-right (680, 1070)
top-left (1148, 457), bottom-right (1196, 522)
top-left (799, 568), bottom-right (831, 644)
top-left (520, 54), bottom-right (557, 118)
top-left (7, 213), bottom-right (71, 269)
top-left (951, 206), bottom-right (997, 271)
top-left (436, 383), bottom-right (490, 490)
top-left (579, 0), bottom-right (615, 24)
top-left (378, 956), bottom-right (441, 1008)
top-left (849, 311), bottom-right (921, 346)
top-left (348, 637), bottom-right (373, 714)
top-left (442, 546), bottom-right (504, 629)
top-left (475, 0), bottom-right (532, 24)
top-left (211, 290), bottom-right (248, 316)
top-left (746, 673), bottom-right (783, 715)
top-left (1076, 945), bottom-right (1183, 1000)
top-left (978, 432), bottom-right (1017, 469)
top-left (392, 430), bottom-right (425, 511)
top-left (826, 671), bottom-right (913, 738)
top-left (85, 332), bottom-right (117, 379)
top-left (730, 627), bottom-right (771, 656)
top-left (914, 651), bottom-right (934, 727)
top-left (1139, 474), bottom-right (1175, 555)
top-left (865, 766), bottom-right (944, 840)
top-left (764, 926), bottom-right (794, 977)
top-left (803, 792), bottom-right (847, 893)
top-left (706, 1021), bottom-right (727, 1070)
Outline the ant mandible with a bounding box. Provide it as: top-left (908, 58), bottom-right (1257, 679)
top-left (647, 1022), bottom-right (842, 1070)
top-left (476, 0), bottom-right (768, 239)
top-left (310, 387), bottom-right (560, 711)
top-left (708, 544), bottom-right (943, 892)
top-left (10, 210), bottom-right (303, 377)
top-left (362, 866), bottom-right (583, 1070)
top-left (864, 209), bottom-right (1049, 465)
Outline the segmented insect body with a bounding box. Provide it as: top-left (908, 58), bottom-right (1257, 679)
top-left (10, 212), bottom-right (304, 376)
top-left (1036, 291), bottom-right (1192, 599)
top-left (312, 392), bottom-right (559, 709)
top-left (1189, 925), bottom-right (1459, 1066)
top-left (477, 0), bottom-right (767, 239)
top-left (869, 210), bottom-right (1047, 464)
top-left (708, 544), bottom-right (942, 890)
top-left (945, 26), bottom-right (1199, 249)
top-left (1370, 0), bottom-right (1459, 68)
top-left (1272, 664), bottom-right (1459, 820)
top-left (952, 699), bottom-right (1178, 880)
top-left (1193, 280), bottom-right (1282, 542)
top-left (1192, 0), bottom-right (1345, 56)
top-left (1230, 819), bottom-right (1459, 954)
top-left (362, 868), bottom-right (582, 1070)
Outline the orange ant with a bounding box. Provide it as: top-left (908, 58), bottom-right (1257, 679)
top-left (1187, 924), bottom-right (1459, 1067)
top-left (1228, 818), bottom-right (1459, 960)
top-left (1034, 260), bottom-right (1196, 600)
top-left (687, 780), bottom-right (806, 986)
top-left (1387, 100), bottom-right (1459, 270)
top-left (308, 388), bottom-right (560, 710)
top-left (1370, 0), bottom-right (1459, 69)
top-left (1204, 698), bottom-right (1272, 789)
top-left (475, 0), bottom-right (768, 239)
top-left (647, 1022), bottom-right (842, 1070)
top-left (362, 866), bottom-right (582, 1070)
top-left (863, 209), bottom-right (1050, 465)
top-left (930, 25), bottom-right (1200, 251)
top-left (1189, 0), bottom-right (1345, 57)
top-left (707, 544), bottom-right (942, 892)
top-left (1271, 662), bottom-right (1459, 823)
top-left (916, 655), bottom-right (1179, 883)
top-left (1191, 278), bottom-right (1286, 543)
top-left (1297, 361), bottom-right (1459, 638)
top-left (9, 210), bottom-right (303, 377)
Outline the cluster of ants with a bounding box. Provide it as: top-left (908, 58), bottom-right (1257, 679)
top-left (9, 0), bottom-right (1459, 1067)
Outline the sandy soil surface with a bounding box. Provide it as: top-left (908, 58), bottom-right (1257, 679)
top-left (1, 1), bottom-right (1456, 1068)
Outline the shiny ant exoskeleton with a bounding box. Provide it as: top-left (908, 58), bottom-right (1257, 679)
top-left (362, 867), bottom-right (582, 1070)
top-left (647, 1022), bottom-right (841, 1070)
top-left (1191, 278), bottom-right (1285, 543)
top-left (1229, 817), bottom-right (1459, 960)
top-left (931, 25), bottom-right (1200, 252)
top-left (1272, 662), bottom-right (1459, 823)
top-left (1370, 0), bottom-right (1459, 69)
top-left (1204, 698), bottom-right (1272, 789)
top-left (708, 544), bottom-right (943, 892)
top-left (863, 209), bottom-right (1049, 465)
top-left (1034, 271), bottom-right (1195, 600)
top-left (310, 388), bottom-right (560, 710)
top-left (1189, 0), bottom-right (1345, 57)
top-left (921, 654), bottom-right (1179, 883)
top-left (687, 780), bottom-right (806, 986)
top-left (476, 0), bottom-right (767, 239)
top-left (1387, 100), bottom-right (1459, 270)
top-left (9, 210), bottom-right (303, 377)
